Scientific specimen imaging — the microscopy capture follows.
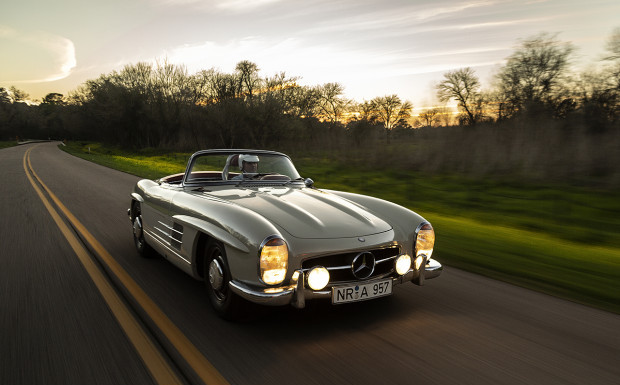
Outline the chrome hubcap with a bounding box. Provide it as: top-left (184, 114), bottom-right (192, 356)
top-left (133, 217), bottom-right (143, 239)
top-left (208, 259), bottom-right (224, 291)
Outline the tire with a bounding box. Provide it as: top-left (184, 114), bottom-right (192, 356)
top-left (131, 202), bottom-right (153, 258)
top-left (203, 240), bottom-right (244, 320)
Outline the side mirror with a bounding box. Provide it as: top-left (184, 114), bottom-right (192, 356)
top-left (304, 178), bottom-right (314, 188)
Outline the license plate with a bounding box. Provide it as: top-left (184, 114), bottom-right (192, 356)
top-left (332, 279), bottom-right (393, 304)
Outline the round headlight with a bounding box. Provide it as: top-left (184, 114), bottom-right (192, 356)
top-left (307, 266), bottom-right (330, 291)
top-left (395, 254), bottom-right (412, 275)
top-left (415, 223), bottom-right (435, 259)
top-left (259, 237), bottom-right (288, 285)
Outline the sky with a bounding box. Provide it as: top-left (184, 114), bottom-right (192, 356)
top-left (1, 0), bottom-right (619, 108)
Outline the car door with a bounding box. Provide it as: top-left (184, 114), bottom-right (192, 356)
top-left (142, 183), bottom-right (180, 256)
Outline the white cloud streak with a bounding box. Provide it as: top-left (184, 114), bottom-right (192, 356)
top-left (305, 1), bottom-right (498, 35)
top-left (216, 0), bottom-right (283, 11)
top-left (163, 34), bottom-right (507, 85)
top-left (151, 0), bottom-right (284, 12)
top-left (0, 26), bottom-right (76, 83)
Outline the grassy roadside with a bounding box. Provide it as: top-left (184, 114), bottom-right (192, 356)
top-left (0, 141), bottom-right (17, 149)
top-left (61, 142), bottom-right (189, 178)
top-left (60, 142), bottom-right (620, 313)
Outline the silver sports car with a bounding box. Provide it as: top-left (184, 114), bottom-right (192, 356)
top-left (128, 149), bottom-right (442, 319)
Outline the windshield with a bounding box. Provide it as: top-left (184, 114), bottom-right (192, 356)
top-left (185, 151), bottom-right (302, 184)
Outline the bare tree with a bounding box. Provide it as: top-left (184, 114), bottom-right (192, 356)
top-left (603, 27), bottom-right (620, 61)
top-left (9, 87), bottom-right (29, 103)
top-left (436, 67), bottom-right (481, 125)
top-left (603, 27), bottom-right (620, 103)
top-left (434, 106), bottom-right (454, 126)
top-left (357, 100), bottom-right (375, 121)
top-left (41, 93), bottom-right (65, 106)
top-left (370, 95), bottom-right (413, 142)
top-left (496, 33), bottom-right (574, 116)
top-left (264, 71), bottom-right (301, 114)
top-left (235, 60), bottom-right (261, 99)
top-left (316, 82), bottom-right (351, 123)
top-left (574, 27), bottom-right (620, 125)
top-left (212, 71), bottom-right (241, 102)
top-left (419, 107), bottom-right (440, 127)
top-left (290, 85), bottom-right (320, 118)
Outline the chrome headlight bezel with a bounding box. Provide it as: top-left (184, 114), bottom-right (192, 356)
top-left (414, 222), bottom-right (435, 261)
top-left (258, 235), bottom-right (289, 286)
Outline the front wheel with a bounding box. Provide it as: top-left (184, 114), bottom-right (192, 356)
top-left (132, 202), bottom-right (153, 258)
top-left (204, 240), bottom-right (244, 320)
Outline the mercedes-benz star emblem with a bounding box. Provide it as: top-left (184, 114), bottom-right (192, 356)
top-left (351, 251), bottom-right (376, 280)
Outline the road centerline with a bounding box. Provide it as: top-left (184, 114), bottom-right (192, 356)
top-left (23, 145), bottom-right (230, 385)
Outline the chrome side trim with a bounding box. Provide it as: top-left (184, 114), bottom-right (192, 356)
top-left (154, 225), bottom-right (170, 238)
top-left (144, 229), bottom-right (191, 265)
top-left (153, 221), bottom-right (184, 250)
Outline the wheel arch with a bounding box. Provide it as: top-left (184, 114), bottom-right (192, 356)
top-left (129, 197), bottom-right (142, 220)
top-left (131, 192), bottom-right (144, 203)
top-left (174, 215), bottom-right (251, 280)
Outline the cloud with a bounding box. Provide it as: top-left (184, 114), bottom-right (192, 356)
top-left (215, 0), bottom-right (283, 11)
top-left (305, 1), bottom-right (497, 35)
top-left (163, 36), bottom-right (386, 91)
top-left (151, 0), bottom-right (283, 12)
top-left (0, 26), bottom-right (76, 83)
top-left (162, 34), bottom-right (504, 97)
top-left (163, 32), bottom-right (509, 77)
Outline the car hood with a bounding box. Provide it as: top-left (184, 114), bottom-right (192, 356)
top-left (201, 186), bottom-right (392, 239)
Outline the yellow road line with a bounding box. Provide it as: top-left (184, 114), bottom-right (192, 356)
top-left (24, 146), bottom-right (230, 385)
top-left (23, 147), bottom-right (184, 385)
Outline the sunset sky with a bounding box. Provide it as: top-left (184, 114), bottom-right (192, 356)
top-left (1, 0), bottom-right (619, 107)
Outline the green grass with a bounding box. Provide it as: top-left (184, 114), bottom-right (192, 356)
top-left (61, 142), bottom-right (189, 179)
top-left (0, 141), bottom-right (17, 149)
top-left (60, 142), bottom-right (620, 313)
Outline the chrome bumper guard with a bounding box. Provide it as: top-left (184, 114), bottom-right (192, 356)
top-left (229, 258), bottom-right (443, 309)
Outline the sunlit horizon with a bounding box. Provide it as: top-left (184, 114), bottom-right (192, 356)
top-left (1, 0), bottom-right (619, 106)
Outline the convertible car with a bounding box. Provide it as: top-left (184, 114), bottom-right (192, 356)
top-left (128, 149), bottom-right (442, 319)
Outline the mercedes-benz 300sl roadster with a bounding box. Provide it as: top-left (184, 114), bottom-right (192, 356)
top-left (128, 149), bottom-right (442, 319)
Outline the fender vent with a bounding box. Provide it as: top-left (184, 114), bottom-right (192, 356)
top-left (171, 222), bottom-right (183, 250)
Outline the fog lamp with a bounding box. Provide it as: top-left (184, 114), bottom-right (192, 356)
top-left (395, 254), bottom-right (412, 275)
top-left (260, 237), bottom-right (288, 285)
top-left (307, 266), bottom-right (330, 291)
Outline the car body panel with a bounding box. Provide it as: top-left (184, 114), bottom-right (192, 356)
top-left (129, 149), bottom-right (442, 310)
top-left (200, 186), bottom-right (392, 239)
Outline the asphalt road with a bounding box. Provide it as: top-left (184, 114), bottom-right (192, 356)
top-left (1, 142), bottom-right (619, 385)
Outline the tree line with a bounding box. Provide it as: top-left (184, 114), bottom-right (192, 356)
top-left (1, 30), bottom-right (619, 185)
top-left (435, 31), bottom-right (620, 129)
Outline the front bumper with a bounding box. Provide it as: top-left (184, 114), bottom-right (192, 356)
top-left (229, 258), bottom-right (442, 309)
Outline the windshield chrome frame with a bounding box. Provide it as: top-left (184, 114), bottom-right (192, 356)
top-left (181, 149), bottom-right (302, 187)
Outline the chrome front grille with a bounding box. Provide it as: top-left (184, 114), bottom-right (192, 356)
top-left (301, 246), bottom-right (400, 284)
